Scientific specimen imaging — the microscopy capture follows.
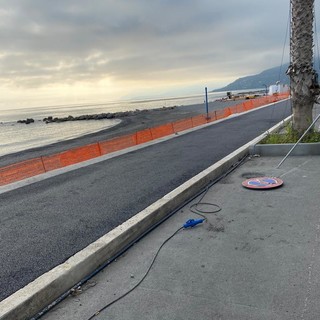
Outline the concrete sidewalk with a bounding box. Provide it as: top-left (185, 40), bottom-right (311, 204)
top-left (42, 155), bottom-right (320, 320)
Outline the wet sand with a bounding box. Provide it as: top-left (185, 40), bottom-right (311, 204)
top-left (0, 99), bottom-right (243, 167)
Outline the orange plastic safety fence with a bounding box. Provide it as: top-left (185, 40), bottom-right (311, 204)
top-left (224, 107), bottom-right (232, 117)
top-left (150, 123), bottom-right (174, 139)
top-left (274, 93), bottom-right (288, 100)
top-left (267, 96), bottom-right (273, 102)
top-left (0, 158), bottom-right (45, 186)
top-left (191, 115), bottom-right (208, 127)
top-left (213, 108), bottom-right (231, 120)
top-left (206, 111), bottom-right (217, 122)
top-left (42, 143), bottom-right (101, 171)
top-left (243, 100), bottom-right (254, 111)
top-left (136, 128), bottom-right (153, 144)
top-left (252, 99), bottom-right (261, 108)
top-left (236, 103), bottom-right (246, 113)
top-left (172, 118), bottom-right (193, 132)
top-left (99, 134), bottom-right (137, 155)
top-left (228, 105), bottom-right (238, 114)
top-left (255, 98), bottom-right (263, 107)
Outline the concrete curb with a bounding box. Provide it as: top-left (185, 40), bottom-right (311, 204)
top-left (0, 115), bottom-right (292, 320)
top-left (250, 141), bottom-right (320, 156)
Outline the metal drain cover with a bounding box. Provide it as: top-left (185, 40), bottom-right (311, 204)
top-left (242, 177), bottom-right (283, 190)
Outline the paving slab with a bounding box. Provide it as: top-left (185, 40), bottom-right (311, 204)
top-left (42, 155), bottom-right (320, 320)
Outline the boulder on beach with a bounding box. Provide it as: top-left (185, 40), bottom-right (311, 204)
top-left (17, 118), bottom-right (35, 124)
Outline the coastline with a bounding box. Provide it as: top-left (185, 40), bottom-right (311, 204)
top-left (0, 99), bottom-right (243, 167)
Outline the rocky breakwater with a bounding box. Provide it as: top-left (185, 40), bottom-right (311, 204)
top-left (16, 106), bottom-right (177, 125)
top-left (42, 106), bottom-right (176, 124)
top-left (43, 112), bottom-right (124, 123)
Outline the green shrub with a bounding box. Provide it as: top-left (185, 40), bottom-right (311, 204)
top-left (261, 124), bottom-right (320, 144)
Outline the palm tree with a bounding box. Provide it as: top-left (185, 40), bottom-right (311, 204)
top-left (287, 0), bottom-right (318, 134)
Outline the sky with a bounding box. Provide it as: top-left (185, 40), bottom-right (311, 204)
top-left (0, 0), bottom-right (319, 109)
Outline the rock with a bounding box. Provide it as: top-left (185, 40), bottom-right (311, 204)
top-left (17, 118), bottom-right (35, 124)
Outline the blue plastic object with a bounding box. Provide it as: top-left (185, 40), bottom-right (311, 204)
top-left (183, 218), bottom-right (205, 228)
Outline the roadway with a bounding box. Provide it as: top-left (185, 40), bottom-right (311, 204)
top-left (0, 100), bottom-right (291, 301)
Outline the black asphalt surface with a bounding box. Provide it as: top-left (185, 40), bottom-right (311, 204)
top-left (0, 100), bottom-right (291, 301)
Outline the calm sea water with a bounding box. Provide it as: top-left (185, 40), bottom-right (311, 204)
top-left (0, 91), bottom-right (229, 157)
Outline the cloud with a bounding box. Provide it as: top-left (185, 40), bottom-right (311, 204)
top-left (0, 0), bottom-right (315, 102)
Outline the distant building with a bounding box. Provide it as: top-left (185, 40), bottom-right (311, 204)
top-left (268, 82), bottom-right (289, 95)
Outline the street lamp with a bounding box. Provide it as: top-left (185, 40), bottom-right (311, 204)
top-left (263, 84), bottom-right (268, 96)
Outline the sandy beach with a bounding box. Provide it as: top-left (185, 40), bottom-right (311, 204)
top-left (0, 99), bottom-right (243, 167)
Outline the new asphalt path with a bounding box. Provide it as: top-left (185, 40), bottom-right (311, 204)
top-left (0, 100), bottom-right (291, 302)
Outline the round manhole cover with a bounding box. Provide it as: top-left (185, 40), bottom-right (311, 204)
top-left (241, 172), bottom-right (265, 179)
top-left (242, 177), bottom-right (283, 190)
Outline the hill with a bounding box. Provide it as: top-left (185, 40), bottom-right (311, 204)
top-left (214, 59), bottom-right (320, 92)
top-left (213, 63), bottom-right (290, 92)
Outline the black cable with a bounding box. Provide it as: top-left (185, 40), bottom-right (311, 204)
top-left (86, 156), bottom-right (247, 319)
top-left (190, 202), bottom-right (221, 221)
top-left (87, 199), bottom-right (221, 319)
top-left (278, 1), bottom-right (291, 83)
top-left (87, 227), bottom-right (184, 320)
top-left (31, 155), bottom-right (247, 320)
top-left (268, 1), bottom-right (291, 130)
top-left (314, 5), bottom-right (320, 70)
top-left (189, 185), bottom-right (221, 221)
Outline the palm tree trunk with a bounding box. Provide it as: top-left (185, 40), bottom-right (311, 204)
top-left (287, 0), bottom-right (315, 133)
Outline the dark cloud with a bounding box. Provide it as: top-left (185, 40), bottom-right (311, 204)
top-left (0, 0), bottom-right (315, 91)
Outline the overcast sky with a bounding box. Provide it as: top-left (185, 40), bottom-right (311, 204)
top-left (0, 0), bottom-right (319, 109)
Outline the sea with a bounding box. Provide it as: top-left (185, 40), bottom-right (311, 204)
top-left (0, 90), bottom-right (233, 157)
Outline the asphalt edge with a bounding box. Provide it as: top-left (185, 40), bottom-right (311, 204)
top-left (0, 114), bottom-right (292, 320)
